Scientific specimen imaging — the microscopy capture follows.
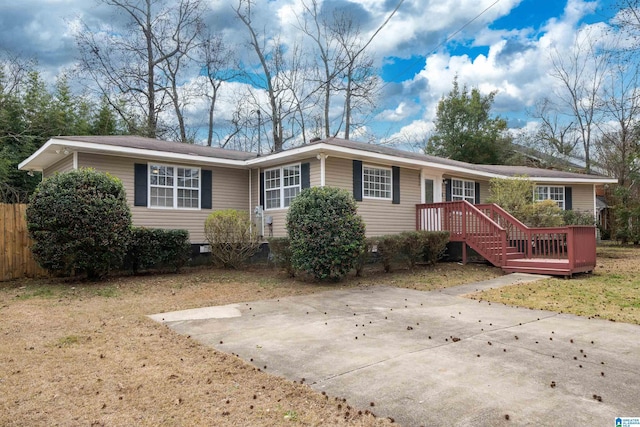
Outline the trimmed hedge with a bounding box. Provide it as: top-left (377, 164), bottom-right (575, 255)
top-left (26, 168), bottom-right (131, 280)
top-left (374, 231), bottom-right (449, 272)
top-left (286, 187), bottom-right (366, 281)
top-left (125, 227), bottom-right (191, 274)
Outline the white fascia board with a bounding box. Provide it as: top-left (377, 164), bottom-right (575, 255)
top-left (19, 138), bottom-right (248, 171)
top-left (529, 177), bottom-right (618, 184)
top-left (247, 143), bottom-right (620, 184)
top-left (18, 138), bottom-right (55, 170)
top-left (246, 143), bottom-right (503, 179)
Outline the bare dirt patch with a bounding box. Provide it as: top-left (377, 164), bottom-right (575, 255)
top-left (468, 245), bottom-right (640, 325)
top-left (0, 262), bottom-right (501, 426)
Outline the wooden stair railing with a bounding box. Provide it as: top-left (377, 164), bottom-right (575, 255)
top-left (416, 200), bottom-right (508, 267)
top-left (416, 201), bottom-right (597, 276)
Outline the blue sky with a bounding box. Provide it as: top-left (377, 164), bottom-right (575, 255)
top-left (0, 0), bottom-right (621, 147)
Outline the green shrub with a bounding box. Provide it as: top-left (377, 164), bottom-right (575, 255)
top-left (374, 234), bottom-right (404, 273)
top-left (286, 187), bottom-right (366, 281)
top-left (375, 231), bottom-right (449, 272)
top-left (204, 209), bottom-right (260, 268)
top-left (562, 210), bottom-right (595, 226)
top-left (125, 227), bottom-right (190, 273)
top-left (26, 168), bottom-right (131, 280)
top-left (486, 176), bottom-right (533, 218)
top-left (268, 237), bottom-right (294, 277)
top-left (520, 200), bottom-right (564, 227)
top-left (421, 231), bottom-right (450, 265)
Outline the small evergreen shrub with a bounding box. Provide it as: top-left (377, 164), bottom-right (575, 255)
top-left (125, 227), bottom-right (190, 273)
top-left (26, 168), bottom-right (131, 280)
top-left (562, 209), bottom-right (595, 226)
top-left (286, 187), bottom-right (366, 281)
top-left (268, 237), bottom-right (294, 277)
top-left (374, 231), bottom-right (450, 272)
top-left (375, 234), bottom-right (405, 273)
top-left (204, 209), bottom-right (260, 268)
top-left (520, 200), bottom-right (564, 227)
top-left (420, 231), bottom-right (450, 265)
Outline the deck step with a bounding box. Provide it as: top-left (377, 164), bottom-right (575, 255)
top-left (501, 265), bottom-right (572, 276)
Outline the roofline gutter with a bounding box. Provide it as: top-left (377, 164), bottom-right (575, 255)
top-left (19, 138), bottom-right (249, 171)
top-left (19, 138), bottom-right (619, 185)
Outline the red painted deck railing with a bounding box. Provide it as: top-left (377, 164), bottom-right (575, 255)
top-left (416, 201), bottom-right (597, 271)
top-left (415, 201), bottom-right (508, 267)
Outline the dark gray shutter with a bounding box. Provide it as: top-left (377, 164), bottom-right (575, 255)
top-left (259, 172), bottom-right (265, 207)
top-left (474, 182), bottom-right (481, 204)
top-left (301, 162), bottom-right (310, 189)
top-left (445, 179), bottom-right (452, 202)
top-left (353, 160), bottom-right (363, 201)
top-left (565, 186), bottom-right (572, 210)
top-left (134, 163), bottom-right (147, 206)
top-left (392, 166), bottom-right (400, 204)
top-left (201, 169), bottom-right (212, 209)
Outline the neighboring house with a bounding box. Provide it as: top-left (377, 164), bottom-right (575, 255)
top-left (19, 136), bottom-right (617, 254)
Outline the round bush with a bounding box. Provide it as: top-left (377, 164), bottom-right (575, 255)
top-left (26, 168), bottom-right (132, 280)
top-left (286, 186), bottom-right (366, 281)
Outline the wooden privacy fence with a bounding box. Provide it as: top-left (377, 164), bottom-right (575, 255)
top-left (1, 203), bottom-right (47, 281)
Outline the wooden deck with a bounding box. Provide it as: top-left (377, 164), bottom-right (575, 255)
top-left (416, 201), bottom-right (597, 277)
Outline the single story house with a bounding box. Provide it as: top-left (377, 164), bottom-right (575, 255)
top-left (19, 135), bottom-right (617, 257)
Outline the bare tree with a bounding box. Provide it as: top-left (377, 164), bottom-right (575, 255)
top-left (296, 0), bottom-right (401, 140)
top-left (528, 98), bottom-right (579, 157)
top-left (234, 0), bottom-right (290, 152)
top-left (76, 0), bottom-right (203, 139)
top-left (158, 0), bottom-right (203, 142)
top-left (331, 16), bottom-right (380, 140)
top-left (198, 33), bottom-right (240, 147)
top-left (596, 55), bottom-right (640, 186)
top-left (549, 28), bottom-right (610, 172)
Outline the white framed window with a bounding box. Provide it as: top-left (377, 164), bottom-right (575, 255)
top-left (149, 164), bottom-right (200, 209)
top-left (264, 164), bottom-right (301, 209)
top-left (534, 185), bottom-right (565, 210)
top-left (363, 165), bottom-right (392, 199)
top-left (451, 178), bottom-right (475, 203)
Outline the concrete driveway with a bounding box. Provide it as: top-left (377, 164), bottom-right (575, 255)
top-left (150, 274), bottom-right (640, 426)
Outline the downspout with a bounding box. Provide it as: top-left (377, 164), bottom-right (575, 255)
top-left (73, 152), bottom-right (78, 170)
top-left (249, 168), bottom-right (252, 234)
top-left (317, 153), bottom-right (327, 187)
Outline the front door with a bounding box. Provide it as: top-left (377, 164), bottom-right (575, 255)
top-left (424, 179), bottom-right (434, 204)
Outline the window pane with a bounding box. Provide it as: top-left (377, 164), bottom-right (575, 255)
top-left (266, 189), bottom-right (280, 209)
top-left (363, 166), bottom-right (391, 199)
top-left (264, 165), bottom-right (301, 209)
top-left (283, 186), bottom-right (300, 207)
top-left (178, 189), bottom-right (199, 208)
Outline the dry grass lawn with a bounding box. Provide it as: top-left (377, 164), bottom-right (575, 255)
top-left (0, 262), bottom-right (500, 426)
top-left (468, 244), bottom-right (640, 325)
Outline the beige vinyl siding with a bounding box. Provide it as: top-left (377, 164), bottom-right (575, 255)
top-left (324, 157), bottom-right (352, 190)
top-left (43, 154), bottom-right (74, 177)
top-left (569, 184), bottom-right (594, 215)
top-left (478, 179), bottom-right (490, 203)
top-left (326, 157), bottom-right (420, 237)
top-left (308, 157), bottom-right (321, 187)
top-left (77, 153), bottom-right (249, 243)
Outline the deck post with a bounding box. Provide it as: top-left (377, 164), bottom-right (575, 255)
top-left (566, 227), bottom-right (575, 271)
